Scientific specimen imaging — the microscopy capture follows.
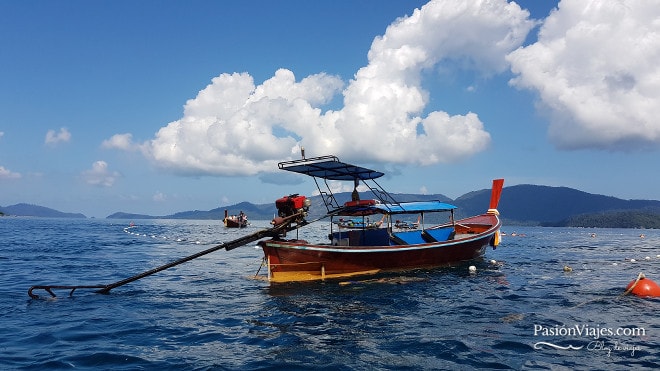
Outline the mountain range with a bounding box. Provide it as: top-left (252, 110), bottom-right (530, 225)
top-left (0, 203), bottom-right (86, 219)
top-left (3, 185), bottom-right (660, 228)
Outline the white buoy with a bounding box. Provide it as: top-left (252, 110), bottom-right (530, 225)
top-left (469, 265), bottom-right (477, 274)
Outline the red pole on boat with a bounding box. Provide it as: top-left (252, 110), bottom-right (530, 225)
top-left (489, 179), bottom-right (505, 210)
top-left (487, 179), bottom-right (504, 247)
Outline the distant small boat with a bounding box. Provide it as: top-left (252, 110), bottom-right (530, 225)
top-left (394, 215), bottom-right (421, 230)
top-left (336, 213), bottom-right (386, 229)
top-left (224, 210), bottom-right (249, 228)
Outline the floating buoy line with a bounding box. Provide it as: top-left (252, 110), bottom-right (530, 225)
top-left (123, 225), bottom-right (203, 245)
top-left (570, 255), bottom-right (660, 306)
top-left (124, 223), bottom-right (658, 298)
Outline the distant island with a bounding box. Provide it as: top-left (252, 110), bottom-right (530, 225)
top-left (0, 203), bottom-right (86, 219)
top-left (3, 185), bottom-right (660, 228)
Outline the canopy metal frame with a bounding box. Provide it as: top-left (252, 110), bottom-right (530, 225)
top-left (278, 155), bottom-right (402, 214)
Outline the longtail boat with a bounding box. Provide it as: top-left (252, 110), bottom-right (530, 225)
top-left (26, 154), bottom-right (503, 298)
top-left (223, 209), bottom-right (249, 228)
top-left (258, 155), bottom-right (504, 282)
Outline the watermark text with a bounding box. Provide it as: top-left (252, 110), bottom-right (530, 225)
top-left (532, 323), bottom-right (647, 357)
top-left (533, 324), bottom-right (645, 340)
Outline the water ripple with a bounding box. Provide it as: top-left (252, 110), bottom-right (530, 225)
top-left (1, 219), bottom-right (659, 369)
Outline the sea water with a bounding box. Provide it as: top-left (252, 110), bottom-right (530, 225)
top-left (0, 217), bottom-right (658, 370)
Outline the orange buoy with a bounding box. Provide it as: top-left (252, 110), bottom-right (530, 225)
top-left (624, 273), bottom-right (660, 297)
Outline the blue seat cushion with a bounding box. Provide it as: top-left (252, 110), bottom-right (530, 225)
top-left (391, 231), bottom-right (427, 245)
top-left (424, 227), bottom-right (455, 242)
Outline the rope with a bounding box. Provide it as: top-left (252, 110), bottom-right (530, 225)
top-left (622, 272), bottom-right (645, 296)
top-left (253, 257), bottom-right (265, 279)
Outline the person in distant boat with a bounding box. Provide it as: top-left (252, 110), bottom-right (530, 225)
top-left (351, 178), bottom-right (360, 201)
top-left (239, 211), bottom-right (245, 224)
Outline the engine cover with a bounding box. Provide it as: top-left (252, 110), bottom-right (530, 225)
top-left (275, 194), bottom-right (307, 211)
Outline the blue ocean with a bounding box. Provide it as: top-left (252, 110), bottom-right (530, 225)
top-left (1, 217), bottom-right (658, 370)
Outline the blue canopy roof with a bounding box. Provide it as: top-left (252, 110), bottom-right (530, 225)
top-left (278, 155), bottom-right (456, 215)
top-left (278, 155), bottom-right (384, 180)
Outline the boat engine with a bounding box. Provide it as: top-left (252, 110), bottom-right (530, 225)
top-left (273, 194), bottom-right (310, 226)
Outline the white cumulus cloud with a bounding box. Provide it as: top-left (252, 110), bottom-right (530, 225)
top-left (45, 127), bottom-right (71, 145)
top-left (82, 161), bottom-right (120, 187)
top-left (101, 133), bottom-right (140, 151)
top-left (330, 0), bottom-right (533, 164)
top-left (507, 0), bottom-right (660, 150)
top-left (0, 166), bottom-right (21, 180)
top-left (111, 0), bottom-right (534, 176)
top-left (153, 191), bottom-right (166, 202)
top-left (144, 70), bottom-right (344, 176)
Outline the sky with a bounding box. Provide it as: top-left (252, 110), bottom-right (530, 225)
top-left (1, 0), bottom-right (659, 218)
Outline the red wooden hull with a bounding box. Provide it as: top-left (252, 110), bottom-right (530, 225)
top-left (259, 213), bottom-right (500, 282)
